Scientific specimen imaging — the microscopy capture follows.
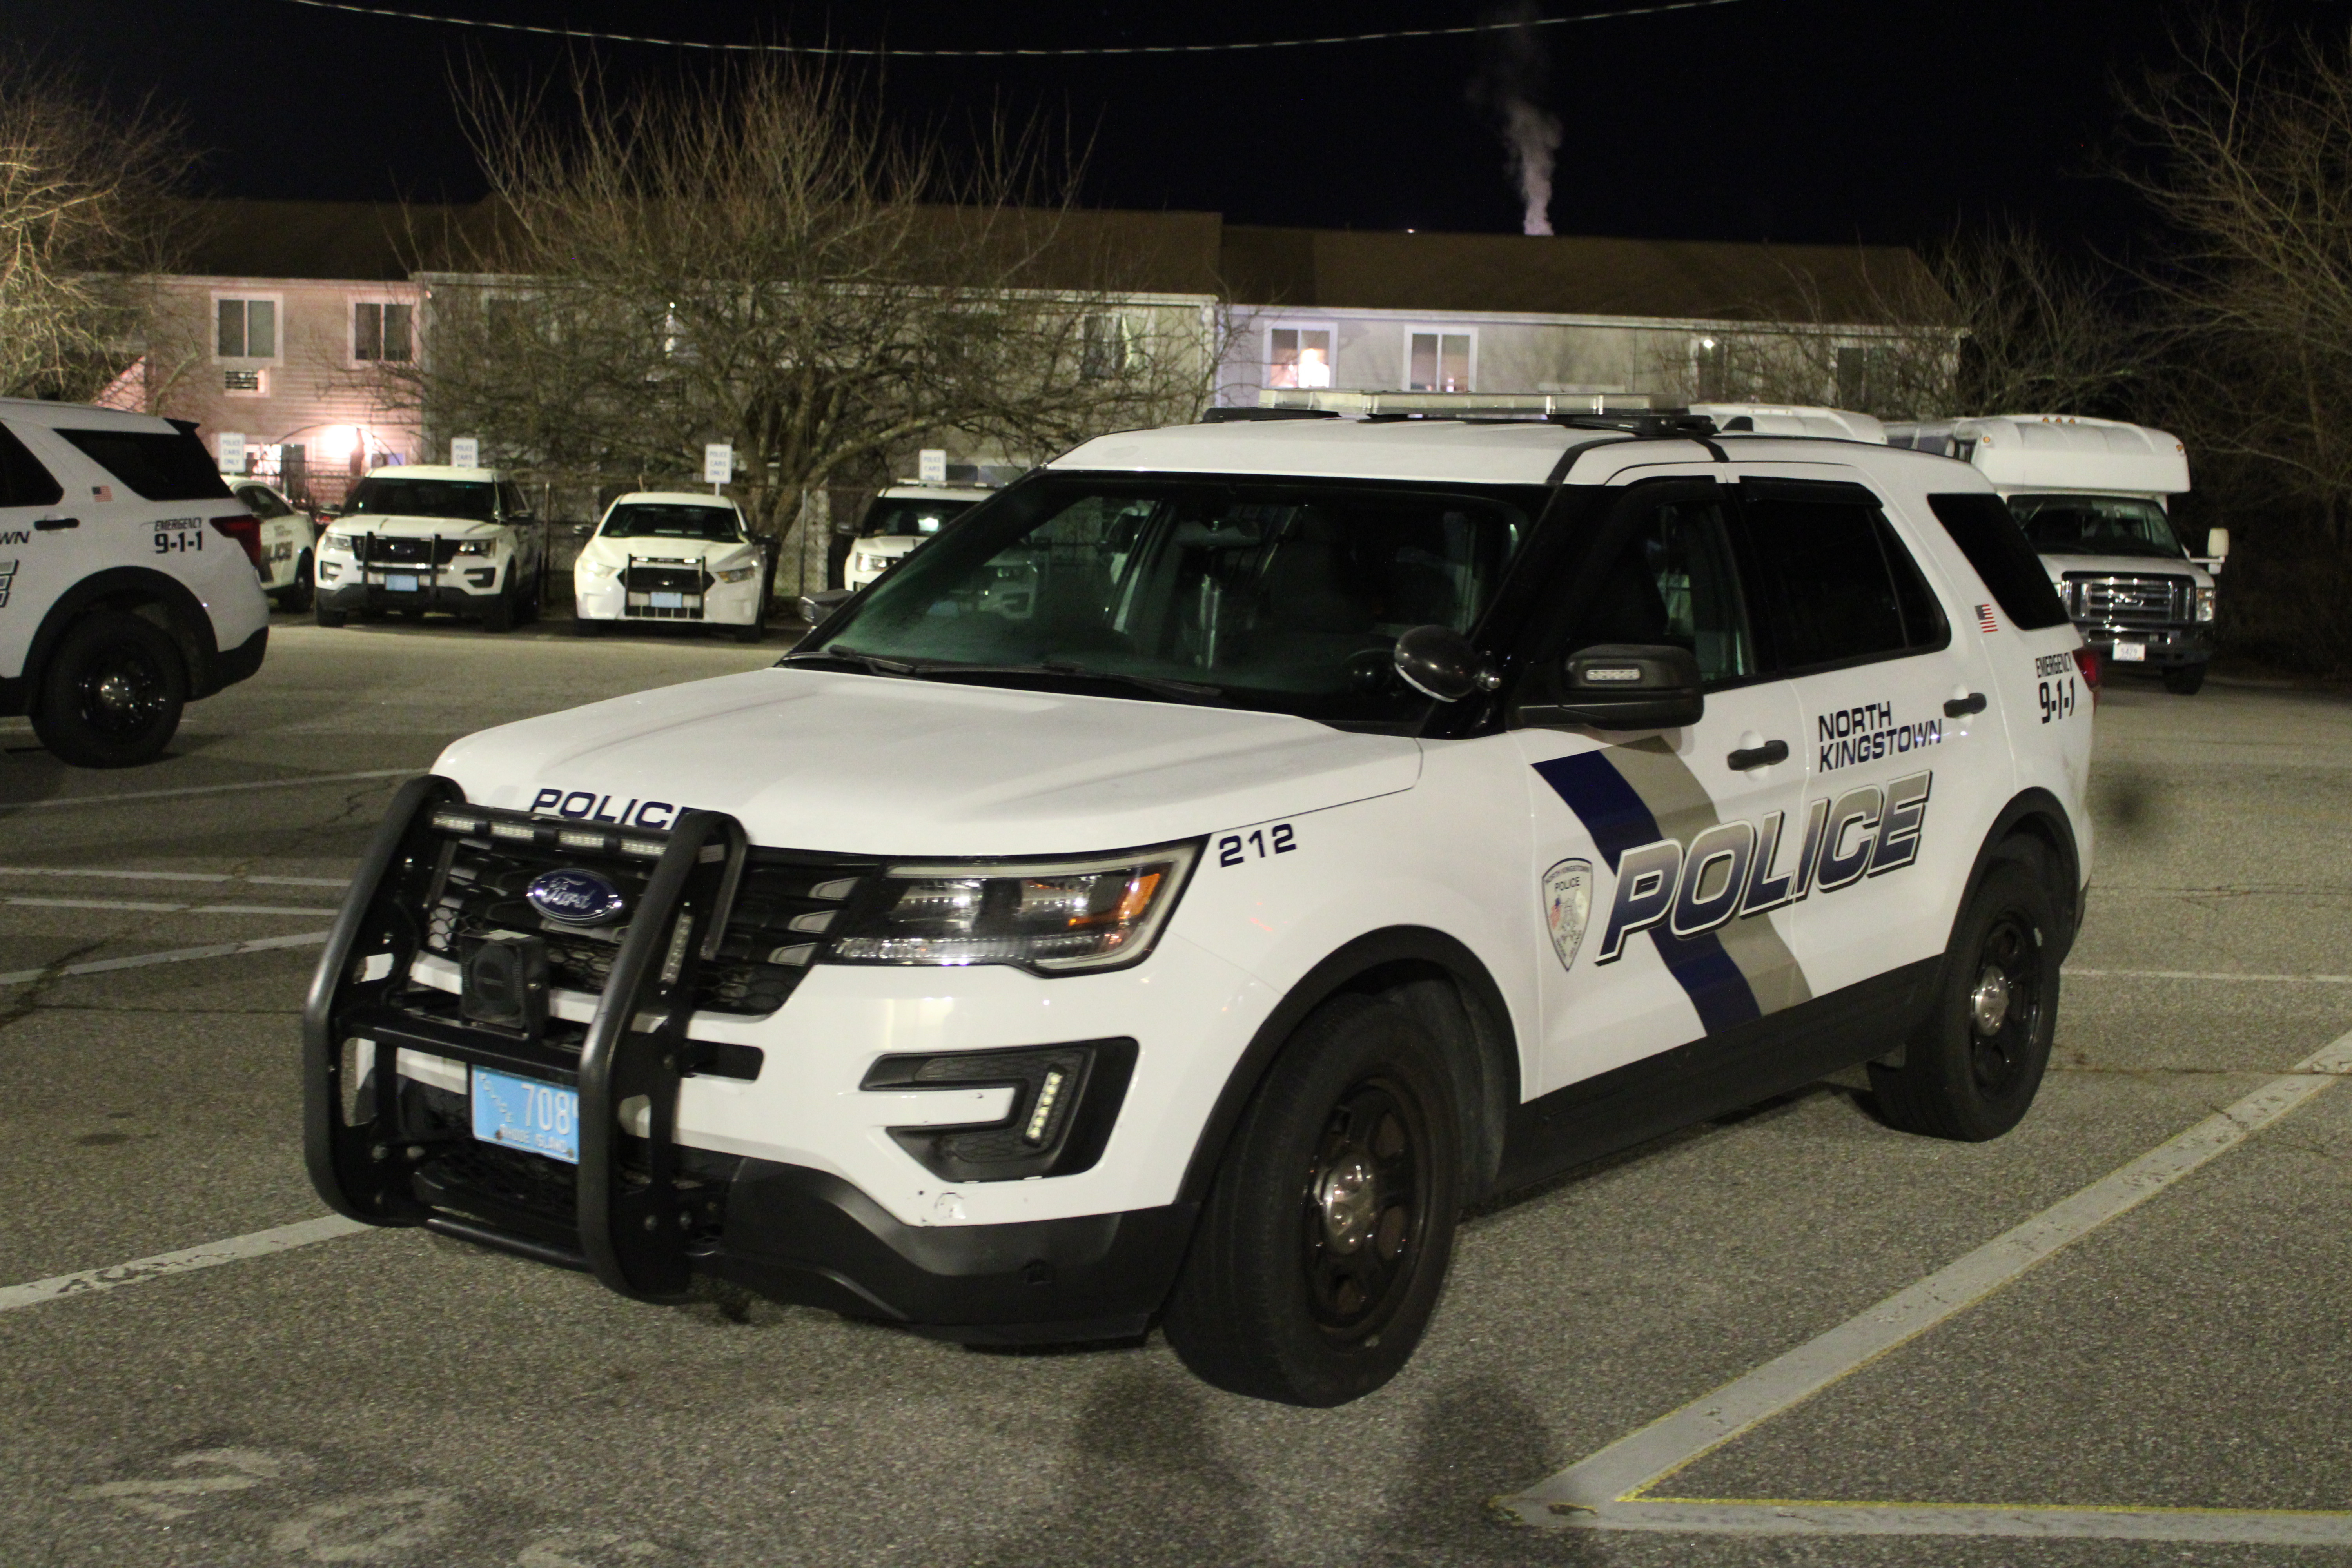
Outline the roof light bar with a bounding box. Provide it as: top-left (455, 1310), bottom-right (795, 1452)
top-left (1258, 388), bottom-right (1656, 416)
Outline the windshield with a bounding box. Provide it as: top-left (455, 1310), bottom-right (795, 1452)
top-left (860, 496), bottom-right (980, 538)
top-left (812, 474), bottom-right (1539, 726)
top-left (2012, 494), bottom-right (2186, 559)
top-left (601, 502), bottom-right (742, 541)
top-left (346, 477), bottom-right (498, 523)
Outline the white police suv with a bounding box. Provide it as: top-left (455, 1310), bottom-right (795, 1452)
top-left (0, 398), bottom-right (270, 767)
top-left (314, 466), bottom-right (543, 632)
top-left (307, 391), bottom-right (2093, 1406)
top-left (572, 492), bottom-right (767, 641)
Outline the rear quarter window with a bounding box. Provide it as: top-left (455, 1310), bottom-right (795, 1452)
top-left (56, 427), bottom-right (233, 503)
top-left (1925, 493), bottom-right (2071, 631)
top-left (0, 423), bottom-right (63, 508)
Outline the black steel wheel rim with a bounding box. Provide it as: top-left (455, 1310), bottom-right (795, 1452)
top-left (1968, 911), bottom-right (2042, 1099)
top-left (1299, 1074), bottom-right (1430, 1341)
top-left (75, 642), bottom-right (170, 739)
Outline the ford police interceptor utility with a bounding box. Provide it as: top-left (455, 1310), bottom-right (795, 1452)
top-left (572, 492), bottom-right (767, 641)
top-left (842, 482), bottom-right (998, 592)
top-left (313, 465), bottom-right (544, 632)
top-left (0, 399), bottom-right (271, 767)
top-left (307, 389), bottom-right (2093, 1406)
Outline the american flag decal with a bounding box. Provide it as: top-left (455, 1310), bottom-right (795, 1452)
top-left (1976, 603), bottom-right (2000, 633)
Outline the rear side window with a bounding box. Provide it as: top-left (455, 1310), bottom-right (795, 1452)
top-left (56, 427), bottom-right (232, 502)
top-left (1741, 484), bottom-right (1948, 671)
top-left (1927, 492), bottom-right (2073, 630)
top-left (0, 423), bottom-right (63, 508)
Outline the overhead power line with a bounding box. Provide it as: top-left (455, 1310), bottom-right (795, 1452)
top-left (263, 0), bottom-right (1765, 58)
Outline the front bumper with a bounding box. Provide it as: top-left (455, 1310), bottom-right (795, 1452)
top-left (2075, 619), bottom-right (2210, 668)
top-left (574, 575), bottom-right (762, 626)
top-left (319, 564), bottom-right (504, 617)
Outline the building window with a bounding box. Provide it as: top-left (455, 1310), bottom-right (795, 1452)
top-left (1692, 336), bottom-right (1733, 401)
top-left (354, 301), bottom-right (413, 362)
top-left (216, 298), bottom-right (278, 359)
top-left (1080, 313), bottom-right (1137, 379)
top-left (1407, 331), bottom-right (1472, 392)
top-left (1268, 326), bottom-right (1335, 389)
top-left (223, 368), bottom-right (265, 395)
top-left (1836, 343), bottom-right (1895, 410)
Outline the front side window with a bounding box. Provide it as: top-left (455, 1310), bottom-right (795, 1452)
top-left (1742, 485), bottom-right (1946, 671)
top-left (1407, 332), bottom-right (1472, 393)
top-left (1566, 491), bottom-right (1756, 685)
top-left (354, 301), bottom-right (414, 362)
top-left (2009, 493), bottom-right (2186, 559)
top-left (217, 298), bottom-right (278, 359)
top-left (815, 475), bottom-right (1537, 726)
top-left (1267, 326), bottom-right (1335, 390)
top-left (860, 497), bottom-right (978, 538)
top-left (600, 503), bottom-right (742, 541)
top-left (344, 476), bottom-right (497, 522)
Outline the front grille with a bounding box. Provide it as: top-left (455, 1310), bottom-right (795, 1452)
top-left (624, 563), bottom-right (704, 593)
top-left (361, 535), bottom-right (464, 568)
top-left (2066, 572), bottom-right (2191, 626)
top-left (416, 813), bottom-right (876, 1018)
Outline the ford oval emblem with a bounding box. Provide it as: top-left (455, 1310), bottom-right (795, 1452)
top-left (526, 868), bottom-right (627, 926)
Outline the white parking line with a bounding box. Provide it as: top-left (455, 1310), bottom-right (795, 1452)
top-left (4, 898), bottom-right (341, 916)
top-left (0, 1216), bottom-right (370, 1315)
top-left (0, 931), bottom-right (331, 989)
top-left (2065, 967), bottom-right (2352, 985)
top-left (1499, 1024), bottom-right (2352, 1543)
top-left (2, 768), bottom-right (417, 812)
top-left (0, 867), bottom-right (350, 888)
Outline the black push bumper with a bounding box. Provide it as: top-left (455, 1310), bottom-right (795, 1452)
top-left (302, 777), bottom-right (1188, 1342)
top-left (2076, 620), bottom-right (2210, 668)
top-left (318, 581), bottom-right (499, 619)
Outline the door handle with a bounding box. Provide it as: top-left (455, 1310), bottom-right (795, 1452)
top-left (35, 515), bottom-right (78, 530)
top-left (1944, 691), bottom-right (1987, 717)
top-left (1727, 739), bottom-right (1789, 770)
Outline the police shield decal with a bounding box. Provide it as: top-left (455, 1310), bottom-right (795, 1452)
top-left (1542, 858), bottom-right (1595, 971)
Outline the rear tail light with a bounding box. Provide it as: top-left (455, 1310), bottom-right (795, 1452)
top-left (2073, 646), bottom-right (2101, 695)
top-left (210, 513), bottom-right (265, 571)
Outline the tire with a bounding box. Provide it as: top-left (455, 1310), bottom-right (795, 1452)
top-left (281, 550), bottom-right (316, 613)
top-left (314, 601), bottom-right (348, 628)
top-left (1868, 843), bottom-right (2060, 1141)
top-left (2163, 662), bottom-right (2207, 695)
top-left (480, 583), bottom-right (515, 633)
top-left (29, 611), bottom-right (189, 769)
top-left (1163, 992), bottom-right (1465, 1406)
top-left (731, 619), bottom-right (766, 644)
top-left (571, 615), bottom-right (603, 638)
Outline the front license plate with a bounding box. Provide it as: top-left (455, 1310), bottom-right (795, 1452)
top-left (650, 591), bottom-right (685, 609)
top-left (2112, 639), bottom-right (2147, 662)
top-left (470, 1066), bottom-right (580, 1164)
top-left (386, 573), bottom-right (420, 593)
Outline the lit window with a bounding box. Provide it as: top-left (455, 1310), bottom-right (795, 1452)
top-left (1268, 327), bottom-right (1335, 389)
top-left (217, 298), bottom-right (278, 359)
top-left (354, 302), bottom-right (414, 362)
top-left (1081, 313), bottom-right (1137, 379)
top-left (1407, 332), bottom-right (1472, 392)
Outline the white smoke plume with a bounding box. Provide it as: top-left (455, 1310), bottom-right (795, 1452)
top-left (1470, 3), bottom-right (1562, 236)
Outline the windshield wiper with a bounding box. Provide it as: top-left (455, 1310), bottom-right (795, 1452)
top-left (772, 650), bottom-right (922, 677)
top-left (902, 661), bottom-right (1229, 704)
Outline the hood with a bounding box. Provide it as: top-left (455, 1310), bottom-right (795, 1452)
top-left (434, 668), bottom-right (1423, 856)
top-left (2040, 552), bottom-right (2212, 586)
top-left (579, 534), bottom-right (760, 569)
top-left (343, 514), bottom-right (503, 539)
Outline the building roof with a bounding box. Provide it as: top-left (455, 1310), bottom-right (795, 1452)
top-left (169, 200), bottom-right (1941, 326)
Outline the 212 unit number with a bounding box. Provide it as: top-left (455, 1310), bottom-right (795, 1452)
top-left (1218, 824), bottom-right (1297, 866)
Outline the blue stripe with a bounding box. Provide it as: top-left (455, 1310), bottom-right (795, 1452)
top-left (1532, 751), bottom-right (1762, 1034)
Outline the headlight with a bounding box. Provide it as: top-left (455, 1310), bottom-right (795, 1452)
top-left (579, 559), bottom-right (619, 579)
top-left (2194, 584), bottom-right (2216, 622)
top-left (456, 539), bottom-right (493, 556)
top-left (713, 563), bottom-right (757, 583)
top-left (828, 842), bottom-right (1199, 973)
top-left (857, 553), bottom-right (889, 572)
top-left (323, 531), bottom-right (357, 553)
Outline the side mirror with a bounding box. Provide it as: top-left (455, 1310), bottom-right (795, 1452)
top-left (1522, 644), bottom-right (1705, 730)
top-left (1392, 624), bottom-right (1501, 702)
top-left (2205, 527), bottom-right (2230, 561)
top-left (798, 588), bottom-right (854, 627)
top-left (570, 523), bottom-right (595, 538)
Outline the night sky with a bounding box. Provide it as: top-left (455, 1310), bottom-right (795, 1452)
top-left (9, 0), bottom-right (2350, 255)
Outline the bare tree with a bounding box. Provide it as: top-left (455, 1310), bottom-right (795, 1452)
top-left (0, 62), bottom-right (193, 401)
top-left (381, 61), bottom-right (1221, 586)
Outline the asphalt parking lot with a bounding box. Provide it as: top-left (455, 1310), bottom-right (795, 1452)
top-left (2, 610), bottom-right (2348, 1568)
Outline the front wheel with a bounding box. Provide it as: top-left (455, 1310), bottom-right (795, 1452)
top-left (1162, 992), bottom-right (1464, 1406)
top-left (30, 611), bottom-right (189, 768)
top-left (274, 550), bottom-right (315, 614)
top-left (2163, 662), bottom-right (2207, 695)
top-left (1869, 842), bottom-right (2060, 1141)
top-left (479, 583), bottom-right (515, 633)
top-left (731, 619), bottom-right (766, 644)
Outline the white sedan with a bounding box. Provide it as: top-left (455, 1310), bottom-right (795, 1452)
top-left (573, 492), bottom-right (766, 641)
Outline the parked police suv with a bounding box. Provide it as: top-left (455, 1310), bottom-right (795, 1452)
top-left (0, 399), bottom-right (270, 767)
top-left (314, 465), bottom-right (544, 631)
top-left (307, 391), bottom-right (2093, 1406)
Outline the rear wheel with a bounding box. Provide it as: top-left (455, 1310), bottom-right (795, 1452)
top-left (2163, 662), bottom-right (2207, 695)
top-left (1163, 992), bottom-right (1464, 1406)
top-left (30, 611), bottom-right (188, 768)
top-left (1869, 842), bottom-right (2059, 1141)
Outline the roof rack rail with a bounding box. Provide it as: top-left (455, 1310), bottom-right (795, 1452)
top-left (1200, 406), bottom-right (1341, 423)
top-left (1258, 388), bottom-right (1656, 417)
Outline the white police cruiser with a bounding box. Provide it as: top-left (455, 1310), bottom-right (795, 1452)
top-left (314, 465), bottom-right (543, 632)
top-left (307, 390), bottom-right (2093, 1406)
top-left (571, 492), bottom-right (767, 641)
top-left (841, 482), bottom-right (998, 592)
top-left (0, 398), bottom-right (270, 767)
top-left (229, 477), bottom-right (321, 612)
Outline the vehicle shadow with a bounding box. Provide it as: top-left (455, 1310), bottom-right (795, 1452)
top-left (1363, 1376), bottom-right (1575, 1566)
